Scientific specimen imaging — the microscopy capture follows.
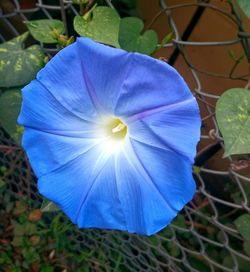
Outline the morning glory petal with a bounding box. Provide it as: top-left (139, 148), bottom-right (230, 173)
top-left (18, 79), bottom-right (97, 134)
top-left (22, 128), bottom-right (100, 178)
top-left (114, 53), bottom-right (194, 118)
top-left (38, 136), bottom-right (187, 235)
top-left (76, 156), bottom-right (126, 231)
top-left (75, 38), bottom-right (130, 113)
top-left (127, 97), bottom-right (200, 162)
top-left (38, 144), bottom-right (125, 229)
top-left (114, 139), bottom-right (178, 235)
top-left (129, 139), bottom-right (196, 211)
top-left (18, 79), bottom-right (102, 177)
top-left (36, 41), bottom-right (98, 121)
top-left (37, 38), bottom-right (130, 116)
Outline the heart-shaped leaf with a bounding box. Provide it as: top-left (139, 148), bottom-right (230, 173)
top-left (216, 88), bottom-right (250, 157)
top-left (74, 6), bottom-right (120, 48)
top-left (119, 17), bottom-right (158, 55)
top-left (0, 88), bottom-right (23, 144)
top-left (237, 0), bottom-right (250, 19)
top-left (0, 33), bottom-right (45, 87)
top-left (243, 241), bottom-right (250, 256)
top-left (26, 19), bottom-right (65, 44)
top-left (234, 214), bottom-right (250, 240)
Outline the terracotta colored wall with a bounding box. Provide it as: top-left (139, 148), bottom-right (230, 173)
top-left (138, 0), bottom-right (249, 94)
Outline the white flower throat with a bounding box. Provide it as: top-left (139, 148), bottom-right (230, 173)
top-left (100, 117), bottom-right (128, 154)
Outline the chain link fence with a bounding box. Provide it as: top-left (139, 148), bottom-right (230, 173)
top-left (1, 0), bottom-right (250, 271)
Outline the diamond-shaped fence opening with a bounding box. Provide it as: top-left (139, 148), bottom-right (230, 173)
top-left (1, 0), bottom-right (250, 271)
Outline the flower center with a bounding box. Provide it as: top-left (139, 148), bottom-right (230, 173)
top-left (97, 117), bottom-right (128, 155)
top-left (106, 118), bottom-right (127, 141)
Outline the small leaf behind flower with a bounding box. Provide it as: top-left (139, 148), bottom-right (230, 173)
top-left (26, 19), bottom-right (65, 44)
top-left (216, 88), bottom-right (250, 157)
top-left (234, 214), bottom-right (250, 240)
top-left (74, 6), bottom-right (120, 48)
top-left (41, 199), bottom-right (60, 213)
top-left (0, 88), bottom-right (23, 144)
top-left (0, 33), bottom-right (45, 87)
top-left (119, 17), bottom-right (158, 55)
top-left (237, 0), bottom-right (250, 19)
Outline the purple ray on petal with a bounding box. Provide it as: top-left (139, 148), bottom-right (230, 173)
top-left (77, 46), bottom-right (104, 115)
top-left (125, 97), bottom-right (196, 123)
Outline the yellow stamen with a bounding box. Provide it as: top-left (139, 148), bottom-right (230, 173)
top-left (105, 118), bottom-right (127, 140)
top-left (112, 123), bottom-right (126, 134)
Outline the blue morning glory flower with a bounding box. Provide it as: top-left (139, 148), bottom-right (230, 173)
top-left (18, 38), bottom-right (200, 235)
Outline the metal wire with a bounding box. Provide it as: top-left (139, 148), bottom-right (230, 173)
top-left (1, 0), bottom-right (250, 271)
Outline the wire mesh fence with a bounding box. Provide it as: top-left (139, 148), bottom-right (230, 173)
top-left (1, 0), bottom-right (250, 271)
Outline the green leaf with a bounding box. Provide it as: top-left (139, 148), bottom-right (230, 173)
top-left (22, 247), bottom-right (40, 263)
top-left (222, 256), bottom-right (234, 268)
top-left (74, 6), bottom-right (120, 48)
top-left (234, 214), bottom-right (250, 240)
top-left (13, 222), bottom-right (37, 236)
top-left (237, 0), bottom-right (250, 19)
top-left (26, 19), bottom-right (65, 44)
top-left (222, 255), bottom-right (250, 271)
top-left (215, 88), bottom-right (250, 157)
top-left (172, 214), bottom-right (186, 228)
top-left (11, 236), bottom-right (23, 247)
top-left (0, 89), bottom-right (23, 144)
top-left (188, 257), bottom-right (210, 272)
top-left (148, 236), bottom-right (159, 246)
top-left (0, 33), bottom-right (45, 87)
top-left (167, 241), bottom-right (180, 257)
top-left (40, 199), bottom-right (60, 213)
top-left (119, 17), bottom-right (158, 55)
top-left (243, 240), bottom-right (250, 256)
top-left (0, 179), bottom-right (5, 189)
top-left (41, 266), bottom-right (54, 272)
